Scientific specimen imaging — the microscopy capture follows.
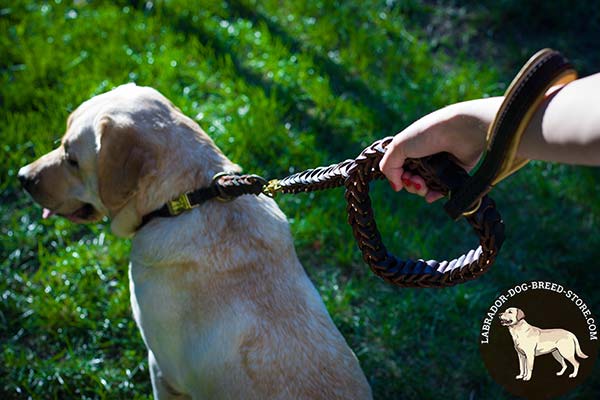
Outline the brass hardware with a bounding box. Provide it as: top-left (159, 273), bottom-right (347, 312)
top-left (462, 197), bottom-right (483, 217)
top-left (447, 191), bottom-right (482, 218)
top-left (167, 193), bottom-right (193, 215)
top-left (262, 179), bottom-right (282, 197)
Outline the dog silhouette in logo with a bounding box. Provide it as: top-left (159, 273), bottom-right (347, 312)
top-left (499, 307), bottom-right (588, 381)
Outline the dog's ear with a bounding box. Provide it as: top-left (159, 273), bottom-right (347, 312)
top-left (97, 117), bottom-right (156, 211)
top-left (516, 308), bottom-right (525, 321)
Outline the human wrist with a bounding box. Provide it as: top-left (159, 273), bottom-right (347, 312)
top-left (437, 98), bottom-right (503, 168)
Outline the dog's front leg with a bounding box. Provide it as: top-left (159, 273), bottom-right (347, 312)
top-left (516, 350), bottom-right (526, 379)
top-left (149, 351), bottom-right (190, 400)
top-left (522, 349), bottom-right (535, 381)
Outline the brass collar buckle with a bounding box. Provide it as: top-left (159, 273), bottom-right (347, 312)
top-left (167, 193), bottom-right (195, 216)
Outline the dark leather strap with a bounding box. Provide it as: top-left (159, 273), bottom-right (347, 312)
top-left (443, 49), bottom-right (576, 220)
top-left (138, 174), bottom-right (266, 230)
top-left (139, 186), bottom-right (221, 229)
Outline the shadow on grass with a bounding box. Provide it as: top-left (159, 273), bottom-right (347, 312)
top-left (410, 0), bottom-right (600, 78)
top-left (125, 0), bottom-right (411, 161)
top-left (184, 19), bottom-right (365, 159)
top-left (226, 0), bottom-right (403, 127)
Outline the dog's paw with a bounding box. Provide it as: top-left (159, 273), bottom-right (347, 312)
top-left (568, 373), bottom-right (577, 378)
top-left (515, 375), bottom-right (523, 380)
top-left (522, 375), bottom-right (532, 381)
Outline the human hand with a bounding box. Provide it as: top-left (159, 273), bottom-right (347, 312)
top-left (379, 97), bottom-right (503, 202)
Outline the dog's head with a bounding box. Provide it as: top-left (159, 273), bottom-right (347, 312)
top-left (499, 307), bottom-right (525, 326)
top-left (18, 84), bottom-right (236, 237)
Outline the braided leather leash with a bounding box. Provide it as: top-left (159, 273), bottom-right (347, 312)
top-left (213, 140), bottom-right (504, 288)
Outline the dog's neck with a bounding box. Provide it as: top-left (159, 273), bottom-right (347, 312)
top-left (507, 319), bottom-right (530, 336)
top-left (129, 193), bottom-right (294, 269)
top-left (110, 129), bottom-right (240, 238)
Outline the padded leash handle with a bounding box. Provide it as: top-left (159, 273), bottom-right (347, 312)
top-left (444, 49), bottom-right (577, 219)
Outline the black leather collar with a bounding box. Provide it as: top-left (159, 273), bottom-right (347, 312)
top-left (137, 172), bottom-right (268, 230)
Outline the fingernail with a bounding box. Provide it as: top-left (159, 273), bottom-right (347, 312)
top-left (413, 183), bottom-right (422, 190)
top-left (402, 179), bottom-right (411, 187)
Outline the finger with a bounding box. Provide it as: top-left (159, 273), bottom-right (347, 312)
top-left (425, 191), bottom-right (444, 203)
top-left (401, 171), bottom-right (418, 195)
top-left (387, 167), bottom-right (404, 192)
top-left (407, 174), bottom-right (427, 197)
top-left (380, 119), bottom-right (436, 194)
top-left (400, 172), bottom-right (414, 194)
top-left (379, 139), bottom-right (406, 191)
top-left (401, 172), bottom-right (427, 197)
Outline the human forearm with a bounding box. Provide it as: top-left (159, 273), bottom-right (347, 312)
top-left (380, 73), bottom-right (600, 202)
top-left (519, 73), bottom-right (600, 165)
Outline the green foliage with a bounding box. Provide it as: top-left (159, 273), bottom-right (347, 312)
top-left (1, 1), bottom-right (598, 399)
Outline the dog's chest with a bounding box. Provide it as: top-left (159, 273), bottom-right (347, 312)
top-left (128, 258), bottom-right (245, 383)
top-left (128, 261), bottom-right (189, 361)
top-left (130, 256), bottom-right (237, 387)
top-left (513, 335), bottom-right (526, 350)
top-left (510, 327), bottom-right (538, 351)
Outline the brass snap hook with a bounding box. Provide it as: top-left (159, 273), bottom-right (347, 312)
top-left (262, 179), bottom-right (282, 198)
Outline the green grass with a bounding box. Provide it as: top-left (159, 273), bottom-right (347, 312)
top-left (1, 1), bottom-right (599, 399)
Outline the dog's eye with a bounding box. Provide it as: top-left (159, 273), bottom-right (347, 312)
top-left (67, 157), bottom-right (79, 168)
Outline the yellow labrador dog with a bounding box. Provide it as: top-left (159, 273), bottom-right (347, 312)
top-left (18, 84), bottom-right (371, 400)
top-left (499, 307), bottom-right (588, 381)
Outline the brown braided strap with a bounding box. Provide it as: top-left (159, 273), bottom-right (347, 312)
top-left (213, 173), bottom-right (267, 200)
top-left (276, 137), bottom-right (505, 288)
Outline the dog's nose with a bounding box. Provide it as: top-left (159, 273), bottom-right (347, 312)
top-left (18, 167), bottom-right (33, 191)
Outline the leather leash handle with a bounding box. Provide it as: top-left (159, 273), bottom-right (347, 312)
top-left (407, 152), bottom-right (470, 194)
top-left (444, 49), bottom-right (577, 219)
